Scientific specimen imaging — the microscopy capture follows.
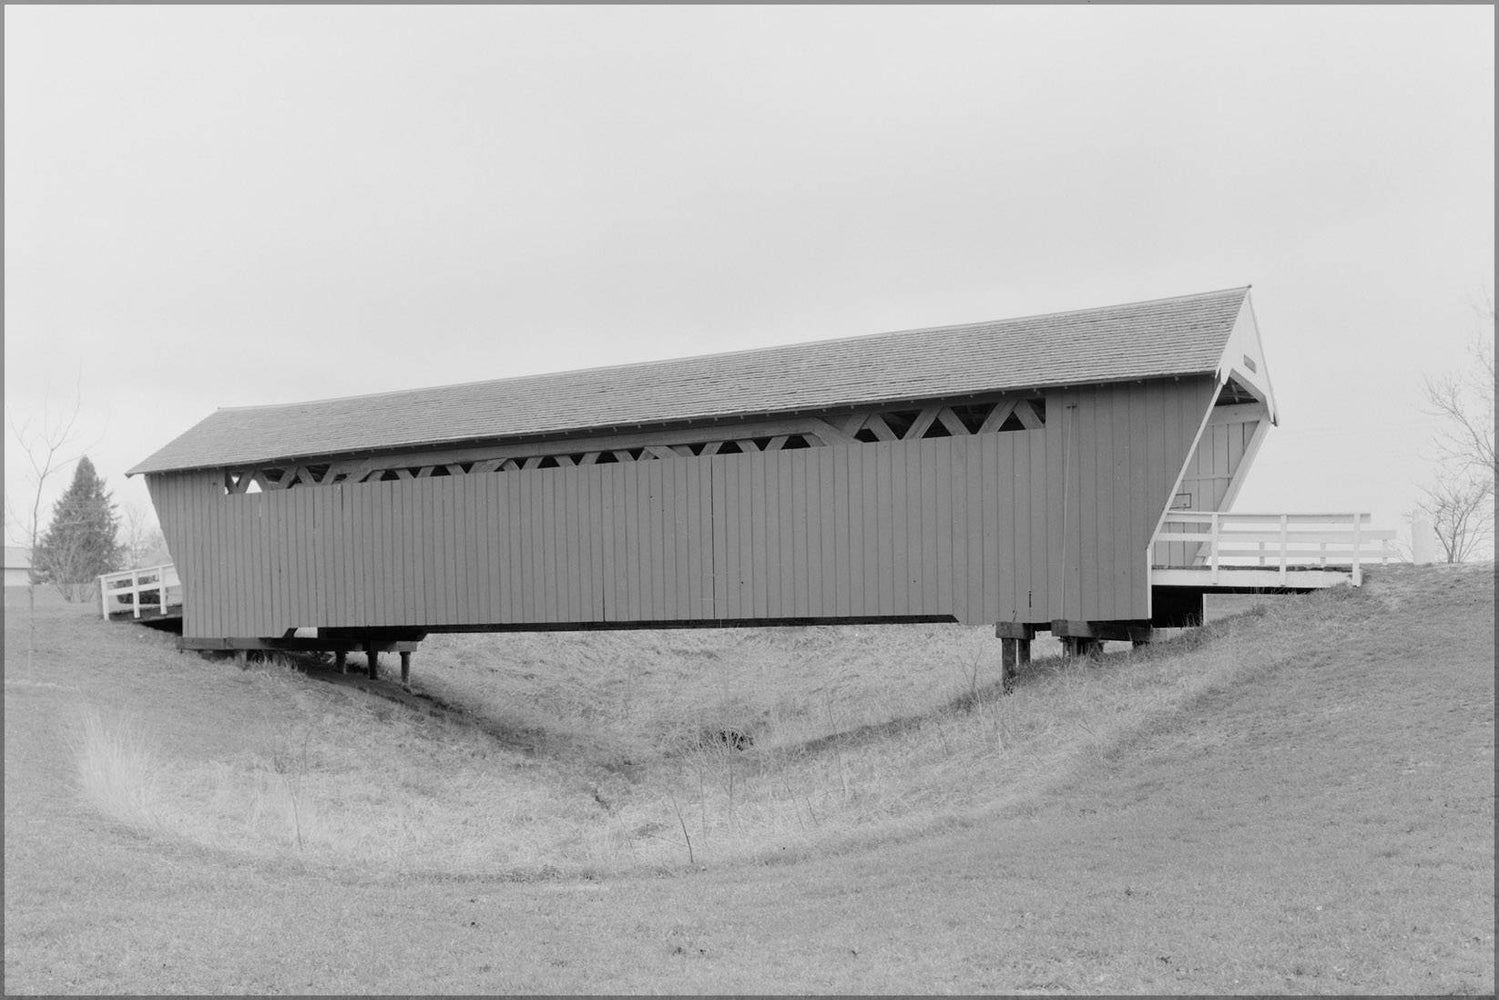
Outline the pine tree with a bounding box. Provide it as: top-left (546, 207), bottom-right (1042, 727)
top-left (33, 456), bottom-right (125, 601)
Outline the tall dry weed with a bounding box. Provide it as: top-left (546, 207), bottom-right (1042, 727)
top-left (72, 707), bottom-right (164, 830)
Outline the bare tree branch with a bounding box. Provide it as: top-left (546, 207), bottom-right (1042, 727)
top-left (5, 382), bottom-right (86, 664)
top-left (1415, 476), bottom-right (1494, 564)
top-left (1422, 297), bottom-right (1496, 479)
top-left (1416, 293), bottom-right (1495, 563)
top-left (119, 501), bottom-right (165, 569)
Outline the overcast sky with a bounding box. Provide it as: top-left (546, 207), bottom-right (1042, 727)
top-left (5, 5), bottom-right (1494, 555)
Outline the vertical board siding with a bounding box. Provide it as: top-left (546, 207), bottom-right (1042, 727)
top-left (618, 463), bottom-right (635, 622)
top-left (356, 483), bottom-right (372, 629)
top-left (520, 473), bottom-right (537, 622)
top-left (795, 451), bottom-right (813, 617)
top-left (563, 469), bottom-right (580, 622)
top-left (1027, 428), bottom-right (1047, 620)
top-left (891, 445), bottom-right (908, 615)
top-left (919, 444), bottom-right (936, 614)
top-left (620, 463), bottom-right (639, 622)
top-left (1125, 385), bottom-right (1148, 614)
top-left (150, 376), bottom-right (1219, 639)
top-left (1055, 379), bottom-right (1217, 620)
top-left (713, 456), bottom-right (732, 615)
top-left (948, 439), bottom-right (969, 624)
top-left (997, 435), bottom-right (1017, 621)
top-left (868, 445), bottom-right (888, 616)
top-left (587, 467), bottom-right (605, 620)
top-left (1043, 378), bottom-right (1216, 623)
top-left (978, 438), bottom-right (998, 621)
top-left (1081, 387), bottom-right (1101, 619)
top-left (1108, 389), bottom-right (1130, 620)
top-left (1045, 394), bottom-right (1065, 620)
top-left (302, 488), bottom-right (316, 629)
top-left (1160, 413), bottom-right (1261, 568)
top-left (778, 453), bottom-right (795, 616)
top-left (1005, 435), bottom-right (1026, 622)
top-left (751, 454), bottom-right (769, 618)
top-left (933, 441), bottom-right (952, 618)
top-left (852, 448), bottom-right (869, 615)
top-left (1176, 416), bottom-right (1258, 518)
top-left (821, 448), bottom-right (839, 616)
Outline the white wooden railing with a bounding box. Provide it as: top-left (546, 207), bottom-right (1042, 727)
top-left (1153, 512), bottom-right (1397, 586)
top-left (98, 564), bottom-right (181, 619)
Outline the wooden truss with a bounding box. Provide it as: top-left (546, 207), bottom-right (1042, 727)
top-left (223, 395), bottom-right (1045, 494)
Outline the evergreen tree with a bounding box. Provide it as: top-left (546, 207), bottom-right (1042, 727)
top-left (34, 456), bottom-right (125, 601)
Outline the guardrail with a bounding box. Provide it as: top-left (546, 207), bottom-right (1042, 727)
top-left (1153, 512), bottom-right (1397, 586)
top-left (98, 564), bottom-right (181, 619)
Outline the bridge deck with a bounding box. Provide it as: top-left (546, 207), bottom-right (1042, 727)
top-left (1152, 565), bottom-right (1360, 591)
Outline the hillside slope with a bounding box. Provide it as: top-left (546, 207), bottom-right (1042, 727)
top-left (4, 563), bottom-right (1493, 994)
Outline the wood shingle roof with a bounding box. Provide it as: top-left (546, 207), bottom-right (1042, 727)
top-left (130, 286), bottom-right (1250, 475)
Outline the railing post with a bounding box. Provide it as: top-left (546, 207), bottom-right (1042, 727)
top-left (1210, 511), bottom-right (1221, 584)
top-left (97, 564), bottom-right (178, 622)
top-left (1352, 514), bottom-right (1363, 586)
top-left (1279, 514), bottom-right (1289, 583)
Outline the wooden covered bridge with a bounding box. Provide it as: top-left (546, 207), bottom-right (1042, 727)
top-left (122, 287), bottom-right (1391, 685)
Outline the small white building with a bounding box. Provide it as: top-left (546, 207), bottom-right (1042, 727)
top-left (4, 547), bottom-right (33, 588)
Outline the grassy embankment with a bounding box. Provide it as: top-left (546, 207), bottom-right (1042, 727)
top-left (4, 564), bottom-right (1492, 993)
top-left (65, 596), bottom-right (1304, 875)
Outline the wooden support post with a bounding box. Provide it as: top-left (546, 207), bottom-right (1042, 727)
top-left (235, 650), bottom-right (249, 670)
top-left (1000, 637), bottom-right (1031, 694)
top-left (1063, 637), bottom-right (1102, 658)
top-left (996, 622), bottom-right (1037, 694)
top-left (400, 651), bottom-right (412, 688)
top-left (335, 650), bottom-right (347, 674)
top-left (366, 642), bottom-right (378, 680)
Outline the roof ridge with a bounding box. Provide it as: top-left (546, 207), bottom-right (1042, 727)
top-left (216, 286), bottom-right (1253, 415)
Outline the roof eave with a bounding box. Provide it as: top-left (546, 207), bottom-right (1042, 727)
top-left (128, 367), bottom-right (1222, 477)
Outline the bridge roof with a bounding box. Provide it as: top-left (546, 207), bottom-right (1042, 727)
top-left (130, 286), bottom-right (1251, 475)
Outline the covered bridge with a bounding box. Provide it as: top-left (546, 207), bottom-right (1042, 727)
top-left (130, 286), bottom-right (1355, 680)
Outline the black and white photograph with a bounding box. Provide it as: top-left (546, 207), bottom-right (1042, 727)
top-left (4, 5), bottom-right (1494, 995)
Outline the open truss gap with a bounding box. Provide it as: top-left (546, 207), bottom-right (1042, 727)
top-left (221, 395), bottom-right (1047, 493)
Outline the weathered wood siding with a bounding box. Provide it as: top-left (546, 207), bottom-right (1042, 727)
top-left (148, 376), bottom-right (1216, 638)
top-left (1179, 415), bottom-right (1261, 514)
top-left (1155, 408), bottom-right (1263, 568)
top-left (1043, 377), bottom-right (1217, 622)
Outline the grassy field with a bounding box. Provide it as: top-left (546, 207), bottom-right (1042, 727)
top-left (4, 564), bottom-right (1493, 994)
